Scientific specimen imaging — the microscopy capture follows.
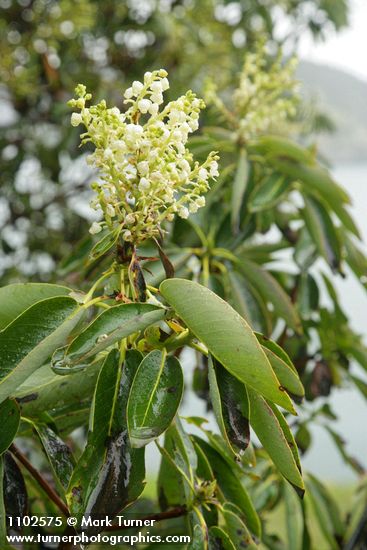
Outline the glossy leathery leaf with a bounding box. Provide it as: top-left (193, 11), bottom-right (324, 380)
top-left (127, 350), bottom-right (184, 447)
top-left (16, 360), bottom-right (102, 417)
top-left (268, 401), bottom-right (302, 473)
top-left (33, 423), bottom-right (75, 491)
top-left (0, 296), bottom-right (83, 404)
top-left (0, 399), bottom-right (20, 455)
top-left (0, 283), bottom-right (71, 330)
top-left (303, 195), bottom-right (342, 271)
top-left (193, 436), bottom-right (261, 538)
top-left (89, 227), bottom-right (121, 262)
top-left (158, 418), bottom-right (197, 509)
top-left (3, 452), bottom-right (28, 527)
top-left (254, 335), bottom-right (304, 401)
top-left (59, 303), bottom-right (166, 368)
top-left (160, 279), bottom-right (294, 412)
top-left (222, 505), bottom-right (258, 549)
top-left (228, 271), bottom-right (272, 335)
top-left (208, 356), bottom-right (250, 455)
top-left (247, 388), bottom-right (304, 494)
top-left (248, 173), bottom-right (290, 212)
top-left (231, 148), bottom-right (249, 233)
top-left (237, 261), bottom-right (302, 333)
top-left (283, 481), bottom-right (304, 550)
top-left (67, 349), bottom-right (145, 527)
top-left (209, 526), bottom-right (236, 550)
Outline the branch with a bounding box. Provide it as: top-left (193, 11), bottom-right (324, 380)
top-left (10, 444), bottom-right (69, 517)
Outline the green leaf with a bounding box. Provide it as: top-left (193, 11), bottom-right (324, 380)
top-left (89, 227), bottom-right (121, 262)
top-left (15, 360), bottom-right (102, 417)
top-left (208, 357), bottom-right (250, 455)
top-left (127, 350), bottom-right (184, 447)
top-left (0, 283), bottom-right (71, 330)
top-left (247, 388), bottom-right (304, 494)
top-left (253, 135), bottom-right (316, 165)
top-left (222, 505), bottom-right (258, 549)
top-left (248, 173), bottom-right (290, 213)
top-left (227, 271), bottom-right (272, 335)
top-left (0, 399), bottom-right (20, 455)
top-left (231, 148), bottom-right (249, 233)
top-left (0, 297), bottom-right (83, 403)
top-left (297, 273), bottom-right (319, 318)
top-left (209, 526), bottom-right (236, 550)
top-left (33, 423), bottom-right (75, 492)
top-left (158, 418), bottom-right (197, 509)
top-left (303, 195), bottom-right (341, 271)
top-left (237, 261), bottom-right (302, 333)
top-left (194, 436), bottom-right (261, 538)
top-left (67, 349), bottom-right (145, 526)
top-left (58, 303), bottom-right (167, 368)
top-left (305, 476), bottom-right (339, 550)
top-left (283, 481), bottom-right (304, 550)
top-left (270, 158), bottom-right (350, 206)
top-left (160, 279), bottom-right (294, 412)
top-left (255, 333), bottom-right (304, 402)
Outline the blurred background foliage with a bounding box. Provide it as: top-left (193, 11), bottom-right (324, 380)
top-left (2, 1), bottom-right (367, 548)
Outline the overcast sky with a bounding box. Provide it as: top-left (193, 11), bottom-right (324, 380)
top-left (299, 0), bottom-right (367, 81)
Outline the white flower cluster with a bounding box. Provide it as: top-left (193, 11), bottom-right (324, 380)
top-left (206, 45), bottom-right (299, 141)
top-left (69, 70), bottom-right (219, 243)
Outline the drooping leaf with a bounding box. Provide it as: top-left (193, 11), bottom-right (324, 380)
top-left (0, 399), bottom-right (20, 455)
top-left (0, 283), bottom-right (71, 330)
top-left (247, 388), bottom-right (304, 494)
top-left (283, 481), bottom-right (304, 550)
top-left (0, 297), bottom-right (83, 403)
top-left (160, 279), bottom-right (294, 412)
top-left (222, 504), bottom-right (258, 549)
top-left (208, 357), bottom-right (250, 455)
top-left (67, 349), bottom-right (145, 528)
top-left (253, 135), bottom-right (316, 165)
top-left (248, 173), bottom-right (290, 213)
top-left (302, 195), bottom-right (341, 272)
top-left (227, 271), bottom-right (272, 335)
top-left (237, 261), bottom-right (302, 333)
top-left (269, 158), bottom-right (350, 207)
top-left (15, 360), bottom-right (102, 417)
top-left (305, 476), bottom-right (339, 550)
top-left (158, 418), bottom-right (197, 509)
top-left (209, 526), bottom-right (236, 550)
top-left (56, 303), bottom-right (167, 369)
top-left (193, 436), bottom-right (261, 538)
top-left (127, 350), bottom-right (184, 448)
top-left (231, 148), bottom-right (249, 233)
top-left (33, 423), bottom-right (75, 492)
top-left (255, 333), bottom-right (304, 402)
top-left (3, 452), bottom-right (28, 528)
top-left (297, 273), bottom-right (319, 318)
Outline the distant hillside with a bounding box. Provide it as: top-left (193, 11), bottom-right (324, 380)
top-left (297, 61), bottom-right (367, 163)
